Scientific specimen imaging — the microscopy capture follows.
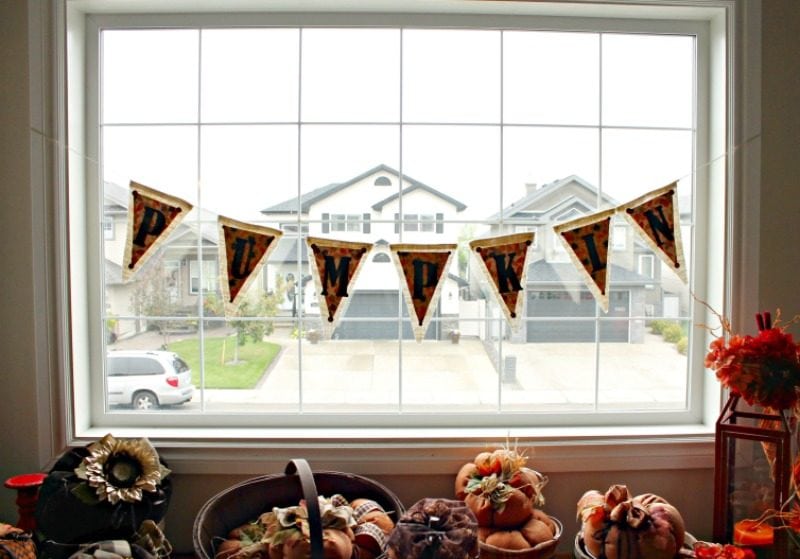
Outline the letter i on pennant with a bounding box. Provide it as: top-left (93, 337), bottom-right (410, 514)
top-left (306, 237), bottom-right (373, 338)
top-left (123, 181), bottom-right (193, 280)
top-left (553, 210), bottom-right (615, 313)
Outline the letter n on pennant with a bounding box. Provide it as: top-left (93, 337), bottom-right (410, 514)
top-left (619, 181), bottom-right (687, 284)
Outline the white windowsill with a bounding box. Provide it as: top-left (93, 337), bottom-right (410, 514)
top-left (74, 423), bottom-right (715, 475)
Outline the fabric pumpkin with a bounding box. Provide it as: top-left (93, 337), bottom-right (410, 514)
top-left (34, 442), bottom-right (172, 559)
top-left (386, 498), bottom-right (478, 559)
top-left (577, 484), bottom-right (685, 559)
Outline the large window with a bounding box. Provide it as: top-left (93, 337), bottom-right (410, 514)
top-left (73, 3), bottom-right (729, 434)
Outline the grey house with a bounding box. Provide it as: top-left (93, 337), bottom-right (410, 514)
top-left (487, 175), bottom-right (663, 343)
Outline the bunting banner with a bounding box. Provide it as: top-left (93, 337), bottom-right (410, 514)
top-left (390, 243), bottom-right (456, 342)
top-left (218, 216), bottom-right (283, 315)
top-left (618, 182), bottom-right (687, 284)
top-left (469, 232), bottom-right (534, 329)
top-left (306, 237), bottom-right (373, 338)
top-left (123, 181), bottom-right (193, 281)
top-left (554, 209), bottom-right (615, 313)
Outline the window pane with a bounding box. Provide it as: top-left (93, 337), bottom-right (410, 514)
top-left (302, 28), bottom-right (400, 122)
top-left (403, 125), bottom-right (500, 223)
top-left (602, 34), bottom-right (694, 128)
top-left (401, 338), bottom-right (499, 411)
top-left (504, 31), bottom-right (600, 125)
top-left (403, 29), bottom-right (500, 123)
top-left (102, 29), bottom-right (199, 124)
top-left (502, 127), bottom-right (600, 212)
top-left (597, 318), bottom-right (690, 410)
top-left (601, 129), bottom-right (693, 203)
top-left (500, 327), bottom-right (597, 412)
top-left (299, 125), bottom-right (400, 199)
top-left (200, 125), bottom-right (298, 222)
top-left (102, 125), bottom-right (199, 207)
top-left (201, 29), bottom-right (299, 123)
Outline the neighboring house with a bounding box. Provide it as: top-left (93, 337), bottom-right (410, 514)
top-left (486, 175), bottom-right (668, 344)
top-left (261, 164), bottom-right (468, 339)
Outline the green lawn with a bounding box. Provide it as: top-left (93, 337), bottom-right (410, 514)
top-left (167, 336), bottom-right (282, 389)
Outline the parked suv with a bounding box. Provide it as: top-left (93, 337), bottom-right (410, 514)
top-left (106, 350), bottom-right (195, 410)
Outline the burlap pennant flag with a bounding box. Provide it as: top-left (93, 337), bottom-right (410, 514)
top-left (469, 232), bottom-right (534, 329)
top-left (618, 181), bottom-right (687, 283)
top-left (390, 243), bottom-right (456, 342)
top-left (218, 216), bottom-right (282, 315)
top-left (123, 181), bottom-right (193, 280)
top-left (554, 209), bottom-right (615, 313)
top-left (306, 237), bottom-right (373, 338)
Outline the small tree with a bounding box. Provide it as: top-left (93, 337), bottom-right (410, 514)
top-left (129, 257), bottom-right (181, 347)
top-left (225, 289), bottom-right (282, 363)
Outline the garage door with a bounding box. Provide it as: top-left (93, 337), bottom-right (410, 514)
top-left (333, 290), bottom-right (440, 340)
top-left (526, 290), bottom-right (629, 343)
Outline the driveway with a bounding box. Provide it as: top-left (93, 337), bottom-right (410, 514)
top-left (120, 326), bottom-right (689, 413)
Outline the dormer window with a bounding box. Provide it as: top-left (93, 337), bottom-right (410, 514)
top-left (374, 176), bottom-right (391, 186)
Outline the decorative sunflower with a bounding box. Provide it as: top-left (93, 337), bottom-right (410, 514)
top-left (74, 433), bottom-right (170, 504)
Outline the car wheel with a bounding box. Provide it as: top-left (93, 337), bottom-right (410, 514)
top-left (132, 390), bottom-right (159, 410)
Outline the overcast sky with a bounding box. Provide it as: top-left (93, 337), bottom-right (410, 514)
top-left (100, 27), bottom-right (695, 223)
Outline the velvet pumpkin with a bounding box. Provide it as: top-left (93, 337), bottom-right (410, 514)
top-left (577, 485), bottom-right (686, 559)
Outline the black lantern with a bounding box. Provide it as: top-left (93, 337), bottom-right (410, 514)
top-left (714, 394), bottom-right (792, 559)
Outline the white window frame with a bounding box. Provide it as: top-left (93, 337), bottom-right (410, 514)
top-left (102, 217), bottom-right (114, 240)
top-left (188, 259), bottom-right (216, 295)
top-left (419, 214), bottom-right (436, 233)
top-left (51, 0), bottom-right (754, 468)
top-left (638, 253), bottom-right (656, 279)
top-left (612, 224), bottom-right (627, 251)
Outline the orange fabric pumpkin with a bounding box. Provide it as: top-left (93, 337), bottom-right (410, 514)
top-left (485, 529), bottom-right (530, 550)
top-left (455, 462), bottom-right (479, 500)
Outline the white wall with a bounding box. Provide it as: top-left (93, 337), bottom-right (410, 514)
top-left (4, 1), bottom-right (800, 556)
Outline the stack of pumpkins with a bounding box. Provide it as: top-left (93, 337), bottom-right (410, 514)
top-left (455, 447), bottom-right (561, 558)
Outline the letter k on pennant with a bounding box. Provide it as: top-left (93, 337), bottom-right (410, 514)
top-left (123, 181), bottom-right (193, 280)
top-left (470, 232), bottom-right (534, 329)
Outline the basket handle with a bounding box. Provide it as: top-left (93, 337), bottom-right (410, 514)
top-left (284, 459), bottom-right (324, 559)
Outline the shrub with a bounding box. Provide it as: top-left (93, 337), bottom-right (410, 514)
top-left (663, 323), bottom-right (684, 344)
top-left (676, 337), bottom-right (689, 355)
top-left (648, 320), bottom-right (669, 334)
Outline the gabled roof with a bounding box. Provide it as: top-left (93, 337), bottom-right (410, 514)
top-left (489, 175), bottom-right (619, 221)
top-left (105, 259), bottom-right (124, 286)
top-left (261, 163), bottom-right (467, 214)
top-left (371, 183), bottom-right (466, 212)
